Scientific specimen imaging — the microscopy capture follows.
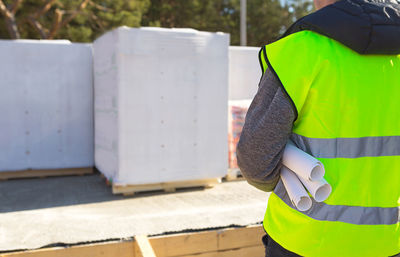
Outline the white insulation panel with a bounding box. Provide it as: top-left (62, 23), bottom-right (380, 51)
top-left (94, 27), bottom-right (229, 184)
top-left (229, 46), bottom-right (261, 100)
top-left (0, 40), bottom-right (94, 171)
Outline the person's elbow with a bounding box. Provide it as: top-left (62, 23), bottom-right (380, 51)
top-left (236, 137), bottom-right (282, 192)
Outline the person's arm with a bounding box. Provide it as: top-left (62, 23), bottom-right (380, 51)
top-left (236, 69), bottom-right (295, 192)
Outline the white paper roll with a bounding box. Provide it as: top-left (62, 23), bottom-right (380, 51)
top-left (282, 143), bottom-right (325, 181)
top-left (297, 175), bottom-right (332, 202)
top-left (280, 166), bottom-right (312, 211)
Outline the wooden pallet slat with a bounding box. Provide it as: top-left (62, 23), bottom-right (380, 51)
top-left (112, 178), bottom-right (221, 196)
top-left (0, 167), bottom-right (94, 181)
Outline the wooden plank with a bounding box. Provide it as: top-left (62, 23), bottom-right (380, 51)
top-left (218, 225), bottom-right (264, 250)
top-left (151, 225), bottom-right (264, 257)
top-left (0, 225), bottom-right (265, 257)
top-left (134, 235), bottom-right (157, 257)
top-left (0, 241), bottom-right (134, 257)
top-left (183, 245), bottom-right (265, 257)
top-left (151, 230), bottom-right (219, 257)
top-left (0, 167), bottom-right (94, 180)
top-left (112, 178), bottom-right (221, 195)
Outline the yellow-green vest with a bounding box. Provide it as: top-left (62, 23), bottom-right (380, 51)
top-left (260, 30), bottom-right (400, 257)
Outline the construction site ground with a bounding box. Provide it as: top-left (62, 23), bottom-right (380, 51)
top-left (0, 174), bottom-right (269, 252)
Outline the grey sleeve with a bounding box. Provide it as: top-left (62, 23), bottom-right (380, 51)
top-left (236, 69), bottom-right (296, 192)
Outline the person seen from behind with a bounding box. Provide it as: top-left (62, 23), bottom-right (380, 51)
top-left (236, 0), bottom-right (400, 256)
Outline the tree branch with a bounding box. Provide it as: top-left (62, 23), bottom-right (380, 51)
top-left (60, 0), bottom-right (89, 28)
top-left (88, 0), bottom-right (112, 12)
top-left (27, 0), bottom-right (57, 39)
top-left (28, 16), bottom-right (47, 38)
top-left (10, 0), bottom-right (23, 14)
top-left (34, 0), bottom-right (57, 18)
top-left (92, 13), bottom-right (104, 29)
top-left (27, 0), bottom-right (89, 40)
top-left (0, 0), bottom-right (12, 19)
top-left (47, 8), bottom-right (63, 39)
top-left (0, 0), bottom-right (20, 38)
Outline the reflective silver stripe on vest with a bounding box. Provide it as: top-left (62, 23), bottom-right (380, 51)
top-left (291, 134), bottom-right (400, 159)
top-left (274, 180), bottom-right (400, 225)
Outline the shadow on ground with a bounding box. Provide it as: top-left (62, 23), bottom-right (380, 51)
top-left (0, 174), bottom-right (205, 213)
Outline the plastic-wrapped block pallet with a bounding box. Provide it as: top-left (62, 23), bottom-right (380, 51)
top-left (228, 100), bottom-right (251, 170)
top-left (0, 40), bottom-right (94, 172)
top-left (229, 46), bottom-right (260, 100)
top-left (94, 27), bottom-right (229, 185)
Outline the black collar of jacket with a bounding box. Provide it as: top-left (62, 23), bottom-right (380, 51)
top-left (282, 0), bottom-right (400, 55)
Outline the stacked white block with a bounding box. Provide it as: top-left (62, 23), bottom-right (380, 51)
top-left (94, 27), bottom-right (229, 185)
top-left (0, 40), bottom-right (94, 172)
top-left (228, 46), bottom-right (260, 101)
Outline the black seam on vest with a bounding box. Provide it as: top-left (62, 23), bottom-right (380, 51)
top-left (258, 46), bottom-right (265, 79)
top-left (281, 16), bottom-right (307, 39)
top-left (262, 48), bottom-right (299, 122)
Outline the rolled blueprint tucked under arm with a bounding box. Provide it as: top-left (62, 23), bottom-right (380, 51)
top-left (280, 166), bottom-right (312, 211)
top-left (282, 143), bottom-right (325, 181)
top-left (297, 175), bottom-right (332, 202)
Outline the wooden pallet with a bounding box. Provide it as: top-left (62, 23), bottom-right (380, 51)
top-left (112, 178), bottom-right (221, 196)
top-left (225, 168), bottom-right (244, 181)
top-left (0, 225), bottom-right (265, 257)
top-left (0, 167), bottom-right (94, 180)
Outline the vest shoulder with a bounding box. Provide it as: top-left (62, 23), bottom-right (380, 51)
top-left (267, 30), bottom-right (330, 52)
top-left (263, 31), bottom-right (326, 70)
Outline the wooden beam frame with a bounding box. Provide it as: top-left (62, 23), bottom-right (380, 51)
top-left (0, 225), bottom-right (265, 257)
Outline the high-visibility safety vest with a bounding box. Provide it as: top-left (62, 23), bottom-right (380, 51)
top-left (259, 30), bottom-right (400, 257)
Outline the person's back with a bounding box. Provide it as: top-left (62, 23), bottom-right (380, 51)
top-left (237, 0), bottom-right (400, 256)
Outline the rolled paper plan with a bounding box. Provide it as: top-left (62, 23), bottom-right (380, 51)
top-left (297, 175), bottom-right (332, 202)
top-left (280, 166), bottom-right (312, 211)
top-left (282, 143), bottom-right (325, 181)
